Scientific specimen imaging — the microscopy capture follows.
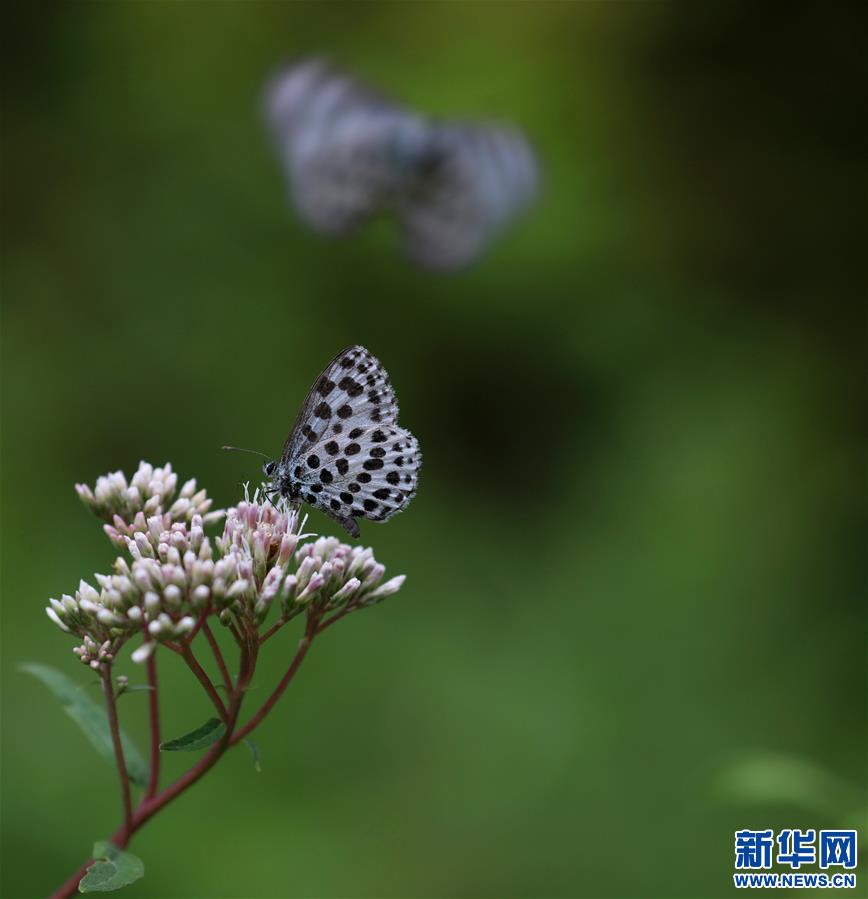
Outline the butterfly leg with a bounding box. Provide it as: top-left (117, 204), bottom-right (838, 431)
top-left (262, 487), bottom-right (280, 511)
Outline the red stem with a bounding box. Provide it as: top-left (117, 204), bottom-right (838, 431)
top-left (316, 603), bottom-right (357, 634)
top-left (228, 620), bottom-right (244, 648)
top-left (231, 621), bottom-right (315, 745)
top-left (49, 616), bottom-right (323, 898)
top-left (186, 604), bottom-right (211, 642)
top-left (202, 621), bottom-right (233, 692)
top-left (258, 618), bottom-right (284, 645)
top-left (144, 651), bottom-right (161, 799)
top-left (101, 666), bottom-right (133, 837)
top-left (181, 643), bottom-right (229, 722)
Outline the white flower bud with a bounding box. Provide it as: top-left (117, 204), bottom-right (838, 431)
top-left (168, 498), bottom-right (190, 519)
top-left (296, 573), bottom-right (324, 602)
top-left (134, 532), bottom-right (154, 559)
top-left (46, 607), bottom-right (70, 631)
top-left (176, 616), bottom-right (196, 635)
top-left (131, 641), bottom-right (156, 663)
top-left (227, 580), bottom-right (250, 598)
top-left (367, 575), bottom-right (406, 600)
top-left (78, 580), bottom-right (99, 603)
top-left (296, 556), bottom-right (316, 589)
top-left (331, 577), bottom-right (361, 603)
top-left (362, 563), bottom-right (386, 588)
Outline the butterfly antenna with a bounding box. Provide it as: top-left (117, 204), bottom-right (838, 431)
top-left (222, 445), bottom-right (271, 458)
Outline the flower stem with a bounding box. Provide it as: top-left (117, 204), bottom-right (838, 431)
top-left (230, 621), bottom-right (315, 745)
top-left (50, 617), bottom-right (322, 897)
top-left (101, 665), bottom-right (133, 837)
top-left (316, 603), bottom-right (357, 634)
top-left (202, 621), bottom-right (233, 692)
top-left (258, 618), bottom-right (285, 645)
top-left (144, 650), bottom-right (161, 799)
top-left (186, 604), bottom-right (211, 642)
top-left (49, 638), bottom-right (261, 899)
top-left (180, 642), bottom-right (229, 722)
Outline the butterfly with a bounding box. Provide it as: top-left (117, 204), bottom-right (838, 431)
top-left (264, 57), bottom-right (539, 270)
top-left (256, 346), bottom-right (420, 538)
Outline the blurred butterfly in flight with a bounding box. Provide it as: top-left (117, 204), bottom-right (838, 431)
top-left (227, 346), bottom-right (420, 539)
top-left (264, 57), bottom-right (539, 270)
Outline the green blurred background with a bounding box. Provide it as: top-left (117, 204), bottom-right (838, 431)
top-left (1, 3), bottom-right (864, 897)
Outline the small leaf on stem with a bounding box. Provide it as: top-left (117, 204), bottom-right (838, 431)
top-left (20, 663), bottom-right (149, 787)
top-left (78, 841), bottom-right (144, 893)
top-left (160, 717), bottom-right (226, 751)
top-left (243, 739), bottom-right (262, 772)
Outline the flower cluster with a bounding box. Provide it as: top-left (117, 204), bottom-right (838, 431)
top-left (47, 464), bottom-right (406, 665)
top-left (75, 461), bottom-right (223, 545)
top-left (287, 538), bottom-right (406, 616)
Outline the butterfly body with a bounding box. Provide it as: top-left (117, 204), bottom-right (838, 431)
top-left (263, 346), bottom-right (420, 538)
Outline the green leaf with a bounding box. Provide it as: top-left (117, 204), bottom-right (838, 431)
top-left (79, 841), bottom-right (144, 893)
top-left (243, 738), bottom-right (262, 772)
top-left (160, 717), bottom-right (225, 751)
top-left (20, 663), bottom-right (148, 787)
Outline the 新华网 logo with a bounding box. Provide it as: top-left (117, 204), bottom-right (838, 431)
top-left (733, 829), bottom-right (857, 890)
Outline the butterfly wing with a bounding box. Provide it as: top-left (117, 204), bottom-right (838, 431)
top-left (264, 58), bottom-right (426, 236)
top-left (400, 122), bottom-right (539, 269)
top-left (264, 58), bottom-right (538, 269)
top-left (281, 346), bottom-right (420, 537)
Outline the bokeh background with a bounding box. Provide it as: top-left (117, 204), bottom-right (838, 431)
top-left (1, 3), bottom-right (865, 898)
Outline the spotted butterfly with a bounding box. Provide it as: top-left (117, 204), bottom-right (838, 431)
top-left (262, 346), bottom-right (420, 538)
top-left (264, 57), bottom-right (539, 269)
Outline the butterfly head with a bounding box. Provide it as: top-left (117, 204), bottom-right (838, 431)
top-left (262, 460), bottom-right (277, 479)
